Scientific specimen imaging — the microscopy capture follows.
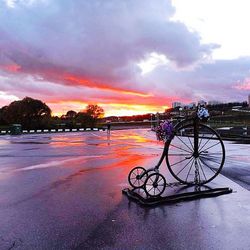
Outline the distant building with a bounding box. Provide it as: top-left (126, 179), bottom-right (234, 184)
top-left (208, 100), bottom-right (221, 105)
top-left (187, 102), bottom-right (196, 109)
top-left (172, 102), bottom-right (182, 108)
top-left (248, 95), bottom-right (250, 107)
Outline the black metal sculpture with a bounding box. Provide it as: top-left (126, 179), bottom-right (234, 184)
top-left (128, 105), bottom-right (226, 198)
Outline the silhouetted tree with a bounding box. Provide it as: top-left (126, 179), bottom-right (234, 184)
top-left (75, 112), bottom-right (94, 127)
top-left (0, 106), bottom-right (8, 125)
top-left (85, 104), bottom-right (104, 119)
top-left (66, 110), bottom-right (77, 119)
top-left (3, 97), bottom-right (51, 129)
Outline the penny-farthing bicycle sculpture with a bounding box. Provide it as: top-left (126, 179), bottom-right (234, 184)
top-left (128, 106), bottom-right (225, 198)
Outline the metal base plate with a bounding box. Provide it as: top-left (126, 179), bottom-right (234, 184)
top-left (122, 186), bottom-right (233, 206)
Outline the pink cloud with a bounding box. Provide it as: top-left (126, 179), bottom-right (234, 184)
top-left (234, 78), bottom-right (250, 90)
top-left (0, 0), bottom-right (249, 115)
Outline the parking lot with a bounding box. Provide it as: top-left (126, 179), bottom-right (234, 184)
top-left (0, 129), bottom-right (250, 249)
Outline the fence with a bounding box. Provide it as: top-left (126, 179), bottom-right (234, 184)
top-left (0, 127), bottom-right (106, 135)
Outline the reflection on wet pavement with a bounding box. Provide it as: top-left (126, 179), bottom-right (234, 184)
top-left (0, 129), bottom-right (250, 249)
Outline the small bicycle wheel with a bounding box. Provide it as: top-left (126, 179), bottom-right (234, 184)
top-left (144, 173), bottom-right (166, 197)
top-left (166, 123), bottom-right (225, 185)
top-left (128, 166), bottom-right (147, 188)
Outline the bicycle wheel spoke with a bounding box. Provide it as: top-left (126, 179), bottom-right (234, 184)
top-left (149, 176), bottom-right (155, 183)
top-left (199, 155), bottom-right (222, 165)
top-left (199, 134), bottom-right (217, 152)
top-left (170, 144), bottom-right (193, 154)
top-left (198, 134), bottom-right (214, 148)
top-left (200, 152), bottom-right (222, 157)
top-left (200, 153), bottom-right (222, 161)
top-left (199, 134), bottom-right (216, 150)
top-left (176, 136), bottom-right (193, 152)
top-left (157, 178), bottom-right (163, 184)
top-left (166, 123), bottom-right (225, 185)
top-left (187, 135), bottom-right (194, 150)
top-left (185, 158), bottom-right (195, 182)
top-left (144, 173), bottom-right (166, 197)
top-left (148, 186), bottom-right (154, 192)
top-left (168, 153), bottom-right (192, 156)
top-left (200, 152), bottom-right (222, 155)
top-left (132, 179), bottom-right (138, 185)
top-left (198, 132), bottom-right (207, 149)
top-left (198, 158), bottom-right (207, 181)
top-left (199, 157), bottom-right (217, 174)
top-left (171, 157), bottom-right (191, 167)
top-left (200, 141), bottom-right (220, 152)
top-left (176, 157), bottom-right (194, 176)
top-left (200, 155), bottom-right (221, 165)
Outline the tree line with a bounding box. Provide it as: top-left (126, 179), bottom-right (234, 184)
top-left (0, 97), bottom-right (104, 129)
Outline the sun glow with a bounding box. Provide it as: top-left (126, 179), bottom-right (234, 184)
top-left (102, 103), bottom-right (169, 117)
top-left (49, 101), bottom-right (89, 117)
top-left (49, 101), bottom-right (169, 117)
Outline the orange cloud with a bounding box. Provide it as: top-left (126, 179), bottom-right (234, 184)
top-left (0, 60), bottom-right (183, 116)
top-left (64, 74), bottom-right (151, 97)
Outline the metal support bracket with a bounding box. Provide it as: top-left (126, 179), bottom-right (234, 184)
top-left (122, 186), bottom-right (232, 207)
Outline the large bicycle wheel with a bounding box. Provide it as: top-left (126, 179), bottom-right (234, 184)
top-left (166, 123), bottom-right (225, 185)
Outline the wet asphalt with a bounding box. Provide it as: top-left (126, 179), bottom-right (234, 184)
top-left (0, 129), bottom-right (250, 250)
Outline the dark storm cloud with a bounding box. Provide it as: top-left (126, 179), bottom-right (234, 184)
top-left (0, 0), bottom-right (248, 111)
top-left (0, 0), bottom-right (216, 90)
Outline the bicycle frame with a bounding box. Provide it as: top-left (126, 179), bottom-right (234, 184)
top-left (139, 114), bottom-right (202, 180)
top-left (129, 105), bottom-right (225, 194)
top-left (155, 116), bottom-right (200, 168)
top-left (140, 104), bottom-right (208, 175)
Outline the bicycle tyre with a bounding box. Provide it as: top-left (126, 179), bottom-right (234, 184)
top-left (144, 173), bottom-right (166, 197)
top-left (128, 166), bottom-right (147, 188)
top-left (166, 123), bottom-right (225, 185)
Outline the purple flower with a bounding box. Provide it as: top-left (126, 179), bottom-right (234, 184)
top-left (155, 120), bottom-right (174, 141)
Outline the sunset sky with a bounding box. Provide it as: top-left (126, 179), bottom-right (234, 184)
top-left (1, 0), bottom-right (250, 116)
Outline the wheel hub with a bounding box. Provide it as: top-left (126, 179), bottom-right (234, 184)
top-left (193, 152), bottom-right (199, 158)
